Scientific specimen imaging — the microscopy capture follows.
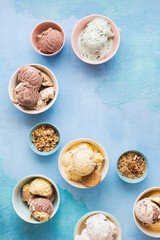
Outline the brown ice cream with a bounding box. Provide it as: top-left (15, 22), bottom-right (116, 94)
top-left (18, 65), bottom-right (43, 89)
top-left (21, 183), bottom-right (35, 205)
top-left (37, 28), bottom-right (63, 54)
top-left (15, 82), bottom-right (39, 108)
top-left (30, 198), bottom-right (54, 222)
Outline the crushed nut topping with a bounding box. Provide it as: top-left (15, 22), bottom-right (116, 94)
top-left (32, 125), bottom-right (59, 152)
top-left (118, 152), bottom-right (146, 179)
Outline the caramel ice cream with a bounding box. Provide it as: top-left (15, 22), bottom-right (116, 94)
top-left (29, 178), bottom-right (54, 198)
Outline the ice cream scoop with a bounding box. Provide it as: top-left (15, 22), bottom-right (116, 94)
top-left (30, 198), bottom-right (53, 222)
top-left (135, 198), bottom-right (160, 226)
top-left (18, 65), bottom-right (43, 89)
top-left (37, 28), bottom-right (63, 54)
top-left (15, 82), bottom-right (39, 109)
top-left (36, 86), bottom-right (56, 109)
top-left (76, 214), bottom-right (117, 240)
top-left (78, 17), bottom-right (114, 61)
top-left (29, 178), bottom-right (54, 198)
top-left (21, 183), bottom-right (35, 205)
top-left (72, 144), bottom-right (95, 176)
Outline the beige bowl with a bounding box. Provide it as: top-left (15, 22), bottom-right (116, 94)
top-left (8, 64), bottom-right (58, 114)
top-left (58, 138), bottom-right (109, 188)
top-left (133, 187), bottom-right (160, 238)
top-left (74, 211), bottom-right (122, 239)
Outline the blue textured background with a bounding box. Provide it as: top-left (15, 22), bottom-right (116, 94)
top-left (0, 0), bottom-right (160, 239)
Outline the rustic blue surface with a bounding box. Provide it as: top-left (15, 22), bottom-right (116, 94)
top-left (0, 0), bottom-right (160, 239)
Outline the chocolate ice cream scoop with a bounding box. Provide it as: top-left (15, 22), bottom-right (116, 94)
top-left (18, 65), bottom-right (43, 89)
top-left (15, 82), bottom-right (39, 109)
top-left (135, 198), bottom-right (160, 226)
top-left (37, 28), bottom-right (63, 54)
top-left (30, 198), bottom-right (54, 222)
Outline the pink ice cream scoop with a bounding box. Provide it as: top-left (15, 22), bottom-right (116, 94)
top-left (30, 198), bottom-right (54, 222)
top-left (18, 65), bottom-right (43, 89)
top-left (37, 28), bottom-right (63, 54)
top-left (135, 198), bottom-right (160, 226)
top-left (15, 82), bottom-right (39, 109)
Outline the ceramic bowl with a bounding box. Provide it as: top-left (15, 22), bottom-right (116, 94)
top-left (74, 211), bottom-right (122, 239)
top-left (28, 122), bottom-right (60, 156)
top-left (116, 150), bottom-right (149, 183)
top-left (12, 174), bottom-right (60, 224)
top-left (31, 21), bottom-right (65, 56)
top-left (71, 14), bottom-right (120, 65)
top-left (8, 64), bottom-right (58, 114)
top-left (58, 138), bottom-right (109, 188)
top-left (133, 187), bottom-right (160, 238)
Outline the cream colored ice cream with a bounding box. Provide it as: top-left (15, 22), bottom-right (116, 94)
top-left (62, 143), bottom-right (104, 182)
top-left (76, 214), bottom-right (117, 240)
top-left (29, 178), bottom-right (54, 198)
top-left (37, 28), bottom-right (63, 54)
top-left (78, 17), bottom-right (114, 61)
top-left (135, 198), bottom-right (160, 226)
top-left (21, 183), bottom-right (35, 204)
top-left (30, 198), bottom-right (53, 222)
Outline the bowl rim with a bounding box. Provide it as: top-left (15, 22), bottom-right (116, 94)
top-left (31, 21), bottom-right (65, 56)
top-left (133, 186), bottom-right (160, 237)
top-left (12, 174), bottom-right (60, 224)
top-left (8, 63), bottom-right (59, 114)
top-left (58, 138), bottom-right (109, 189)
top-left (28, 122), bottom-right (61, 156)
top-left (116, 150), bottom-right (149, 183)
top-left (71, 14), bottom-right (120, 65)
top-left (74, 210), bottom-right (122, 239)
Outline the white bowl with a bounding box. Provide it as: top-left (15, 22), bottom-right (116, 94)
top-left (12, 174), bottom-right (60, 224)
top-left (133, 187), bottom-right (160, 238)
top-left (58, 138), bottom-right (109, 188)
top-left (74, 211), bottom-right (122, 239)
top-left (8, 64), bottom-right (58, 114)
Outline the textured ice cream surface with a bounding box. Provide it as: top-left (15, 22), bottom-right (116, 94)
top-left (62, 143), bottom-right (104, 182)
top-left (36, 86), bottom-right (56, 109)
top-left (30, 198), bottom-right (53, 222)
top-left (15, 82), bottom-right (39, 109)
top-left (37, 28), bottom-right (63, 54)
top-left (78, 17), bottom-right (114, 61)
top-left (29, 178), bottom-right (54, 198)
top-left (150, 194), bottom-right (160, 205)
top-left (135, 198), bottom-right (160, 226)
top-left (18, 65), bottom-right (43, 89)
top-left (21, 183), bottom-right (35, 205)
top-left (76, 214), bottom-right (117, 240)
top-left (41, 72), bottom-right (54, 87)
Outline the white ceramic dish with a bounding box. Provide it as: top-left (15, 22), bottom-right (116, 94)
top-left (133, 187), bottom-right (160, 238)
top-left (8, 64), bottom-right (58, 114)
top-left (12, 174), bottom-right (60, 224)
top-left (74, 211), bottom-right (122, 239)
top-left (58, 138), bottom-right (109, 189)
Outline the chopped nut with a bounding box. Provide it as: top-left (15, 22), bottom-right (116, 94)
top-left (32, 125), bottom-right (59, 152)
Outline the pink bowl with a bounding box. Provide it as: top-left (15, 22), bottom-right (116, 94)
top-left (71, 15), bottom-right (120, 65)
top-left (31, 21), bottom-right (65, 56)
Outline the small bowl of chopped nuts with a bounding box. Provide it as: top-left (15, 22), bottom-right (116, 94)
top-left (28, 122), bottom-right (60, 156)
top-left (116, 150), bottom-right (149, 183)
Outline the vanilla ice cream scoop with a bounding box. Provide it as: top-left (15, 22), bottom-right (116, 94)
top-left (135, 198), bottom-right (160, 226)
top-left (21, 183), bottom-right (35, 205)
top-left (78, 17), bottom-right (114, 61)
top-left (76, 214), bottom-right (117, 240)
top-left (29, 178), bottom-right (54, 198)
top-left (72, 144), bottom-right (95, 176)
